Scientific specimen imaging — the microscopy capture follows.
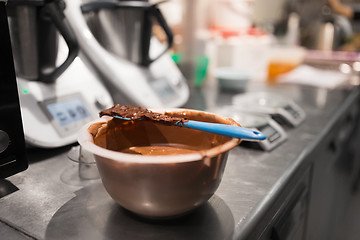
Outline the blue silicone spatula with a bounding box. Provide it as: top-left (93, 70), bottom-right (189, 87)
top-left (113, 116), bottom-right (266, 141)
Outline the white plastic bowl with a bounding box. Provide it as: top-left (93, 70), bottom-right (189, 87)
top-left (214, 67), bottom-right (250, 92)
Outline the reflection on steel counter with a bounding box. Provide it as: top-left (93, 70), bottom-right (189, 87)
top-left (45, 183), bottom-right (235, 240)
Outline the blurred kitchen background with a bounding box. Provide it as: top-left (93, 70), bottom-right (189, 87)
top-left (157, 0), bottom-right (360, 85)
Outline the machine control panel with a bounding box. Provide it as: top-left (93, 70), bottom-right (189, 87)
top-left (39, 93), bottom-right (94, 138)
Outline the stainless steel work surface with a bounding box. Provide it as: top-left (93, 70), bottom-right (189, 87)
top-left (0, 82), bottom-right (359, 240)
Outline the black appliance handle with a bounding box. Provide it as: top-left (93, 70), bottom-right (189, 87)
top-left (81, 0), bottom-right (168, 12)
top-left (142, 5), bottom-right (173, 66)
top-left (81, 0), bottom-right (173, 66)
top-left (40, 0), bottom-right (78, 83)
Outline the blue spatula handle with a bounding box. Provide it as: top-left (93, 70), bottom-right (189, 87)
top-left (178, 120), bottom-right (266, 140)
top-left (113, 116), bottom-right (266, 140)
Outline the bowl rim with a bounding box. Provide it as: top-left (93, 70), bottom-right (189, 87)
top-left (77, 108), bottom-right (241, 164)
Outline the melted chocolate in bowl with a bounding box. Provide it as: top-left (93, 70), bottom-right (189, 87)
top-left (82, 109), bottom-right (241, 218)
top-left (121, 144), bottom-right (200, 155)
top-left (90, 110), bottom-right (236, 156)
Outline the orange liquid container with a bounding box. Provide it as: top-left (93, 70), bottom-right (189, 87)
top-left (266, 46), bottom-right (305, 84)
top-left (267, 61), bottom-right (299, 84)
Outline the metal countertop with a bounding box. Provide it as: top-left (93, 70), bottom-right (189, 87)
top-left (0, 81), bottom-right (359, 240)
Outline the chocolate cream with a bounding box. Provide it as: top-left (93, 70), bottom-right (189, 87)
top-left (99, 104), bottom-right (188, 125)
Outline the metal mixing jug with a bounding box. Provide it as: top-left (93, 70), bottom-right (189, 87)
top-left (7, 0), bottom-right (78, 82)
top-left (81, 0), bottom-right (173, 66)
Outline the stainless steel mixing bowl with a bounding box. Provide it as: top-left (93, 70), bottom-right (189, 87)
top-left (78, 109), bottom-right (241, 218)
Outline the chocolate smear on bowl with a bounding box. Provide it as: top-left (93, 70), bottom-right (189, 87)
top-left (99, 104), bottom-right (188, 126)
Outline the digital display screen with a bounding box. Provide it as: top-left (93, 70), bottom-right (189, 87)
top-left (284, 105), bottom-right (299, 118)
top-left (259, 124), bottom-right (280, 142)
top-left (46, 98), bottom-right (91, 126)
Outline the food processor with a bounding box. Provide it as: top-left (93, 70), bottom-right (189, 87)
top-left (7, 0), bottom-right (114, 148)
top-left (63, 0), bottom-right (190, 108)
top-left (0, 0), bottom-right (28, 178)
